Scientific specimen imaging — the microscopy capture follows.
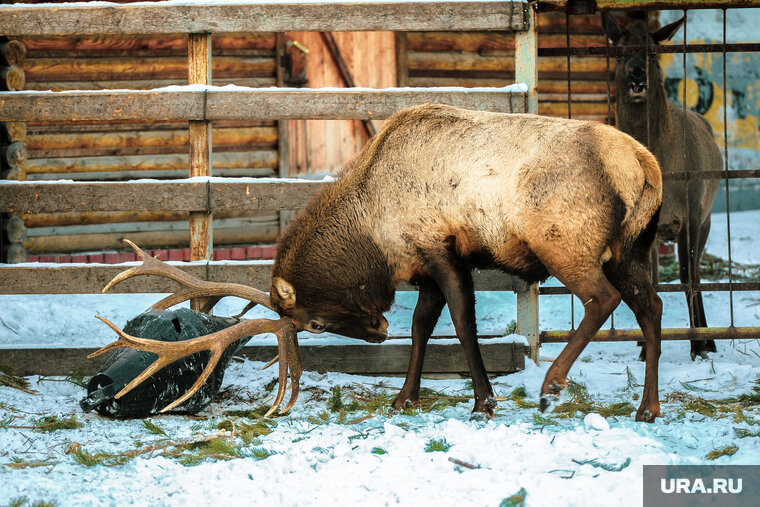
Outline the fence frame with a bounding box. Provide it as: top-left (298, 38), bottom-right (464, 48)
top-left (0, 0), bottom-right (537, 375)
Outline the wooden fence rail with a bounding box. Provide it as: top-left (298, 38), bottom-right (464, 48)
top-left (0, 87), bottom-right (526, 122)
top-left (0, 1), bottom-right (529, 35)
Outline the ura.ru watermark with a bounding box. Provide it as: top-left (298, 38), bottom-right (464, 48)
top-left (644, 465), bottom-right (756, 507)
top-left (660, 477), bottom-right (742, 495)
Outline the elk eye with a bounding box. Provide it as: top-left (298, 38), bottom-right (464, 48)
top-left (308, 320), bottom-right (326, 333)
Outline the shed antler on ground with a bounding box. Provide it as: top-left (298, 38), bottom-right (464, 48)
top-left (90, 239), bottom-right (301, 417)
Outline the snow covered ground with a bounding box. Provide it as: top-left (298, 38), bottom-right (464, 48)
top-left (1, 210), bottom-right (759, 506)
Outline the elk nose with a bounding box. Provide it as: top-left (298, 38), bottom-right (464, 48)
top-left (374, 316), bottom-right (389, 335)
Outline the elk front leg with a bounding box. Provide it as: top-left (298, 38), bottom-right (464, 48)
top-left (424, 242), bottom-right (495, 420)
top-left (392, 279), bottom-right (445, 411)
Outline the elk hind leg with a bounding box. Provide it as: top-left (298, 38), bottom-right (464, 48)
top-left (607, 259), bottom-right (663, 422)
top-left (538, 264), bottom-right (621, 412)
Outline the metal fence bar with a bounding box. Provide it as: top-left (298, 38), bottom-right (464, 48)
top-left (722, 8), bottom-right (736, 326)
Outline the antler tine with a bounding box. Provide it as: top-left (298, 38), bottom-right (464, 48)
top-left (91, 316), bottom-right (299, 415)
top-left (103, 239), bottom-right (275, 312)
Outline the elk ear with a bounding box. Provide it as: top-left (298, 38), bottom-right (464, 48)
top-left (652, 16), bottom-right (684, 44)
top-left (272, 277), bottom-right (296, 309)
top-left (601, 12), bottom-right (623, 45)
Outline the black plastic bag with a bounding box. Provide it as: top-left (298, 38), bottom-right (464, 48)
top-left (80, 307), bottom-right (250, 418)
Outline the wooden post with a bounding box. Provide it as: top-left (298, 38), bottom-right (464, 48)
top-left (276, 33), bottom-right (295, 234)
top-left (395, 32), bottom-right (409, 87)
top-left (188, 33), bottom-right (212, 310)
top-left (515, 2), bottom-right (538, 114)
top-left (514, 3), bottom-right (539, 362)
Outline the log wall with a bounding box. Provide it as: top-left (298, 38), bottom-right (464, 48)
top-left (13, 33), bottom-right (281, 258)
top-left (401, 12), bottom-right (614, 122)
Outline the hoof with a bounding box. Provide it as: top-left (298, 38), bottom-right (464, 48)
top-left (635, 408), bottom-right (660, 423)
top-left (469, 410), bottom-right (492, 422)
top-left (391, 396), bottom-right (417, 413)
top-left (539, 394), bottom-right (559, 413)
top-left (637, 349), bottom-right (646, 362)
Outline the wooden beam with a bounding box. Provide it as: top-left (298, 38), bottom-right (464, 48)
top-left (0, 2), bottom-right (528, 36)
top-left (0, 88), bottom-right (527, 122)
top-left (0, 262), bottom-right (521, 295)
top-left (0, 180), bottom-right (322, 214)
top-left (205, 88), bottom-right (527, 119)
top-left (0, 341), bottom-right (525, 377)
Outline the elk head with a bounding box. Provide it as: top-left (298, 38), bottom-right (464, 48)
top-left (602, 12), bottom-right (684, 104)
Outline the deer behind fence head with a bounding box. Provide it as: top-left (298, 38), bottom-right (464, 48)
top-left (603, 12), bottom-right (723, 360)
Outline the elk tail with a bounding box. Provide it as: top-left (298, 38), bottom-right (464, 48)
top-left (623, 143), bottom-right (663, 251)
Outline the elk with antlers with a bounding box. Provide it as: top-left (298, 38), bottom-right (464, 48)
top-left (96, 104), bottom-right (664, 422)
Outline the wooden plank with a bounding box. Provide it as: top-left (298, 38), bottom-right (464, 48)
top-left (0, 181), bottom-right (209, 214)
top-left (0, 2), bottom-right (528, 36)
top-left (208, 180), bottom-right (324, 212)
top-left (0, 180), bottom-right (321, 214)
top-left (0, 90), bottom-right (204, 122)
top-left (406, 32), bottom-right (605, 52)
top-left (0, 263), bottom-right (520, 295)
top-left (0, 342), bottom-right (525, 376)
top-left (0, 88), bottom-right (527, 122)
top-left (205, 88), bottom-right (527, 119)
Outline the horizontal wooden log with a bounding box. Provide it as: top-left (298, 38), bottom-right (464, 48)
top-left (0, 341), bottom-right (525, 376)
top-left (407, 76), bottom-right (615, 95)
top-left (24, 222), bottom-right (279, 254)
top-left (0, 88), bottom-right (527, 122)
top-left (538, 101), bottom-right (612, 117)
top-left (0, 262), bottom-right (520, 294)
top-left (25, 212), bottom-right (277, 235)
top-left (1, 121), bottom-right (26, 143)
top-left (25, 56), bottom-right (275, 82)
top-left (24, 78), bottom-right (277, 93)
top-left (0, 2), bottom-right (528, 36)
top-left (0, 180), bottom-right (323, 214)
top-left (21, 210), bottom-right (270, 228)
top-left (25, 151), bottom-right (278, 175)
top-left (3, 141), bottom-right (26, 167)
top-left (1, 40), bottom-right (26, 67)
top-left (407, 32), bottom-right (605, 52)
top-left (27, 168), bottom-right (277, 182)
top-left (1, 181), bottom-right (209, 214)
top-left (0, 90), bottom-right (204, 122)
top-left (27, 126), bottom-right (277, 152)
top-left (20, 33), bottom-right (275, 54)
top-left (0, 66), bottom-right (24, 91)
top-left (408, 52), bottom-right (613, 74)
top-left (27, 120), bottom-right (276, 132)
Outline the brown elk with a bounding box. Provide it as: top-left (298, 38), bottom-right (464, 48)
top-left (97, 104), bottom-right (664, 422)
top-left (270, 104), bottom-right (664, 421)
top-left (602, 13), bottom-right (722, 360)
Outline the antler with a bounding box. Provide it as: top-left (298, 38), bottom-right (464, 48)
top-left (92, 239), bottom-right (302, 417)
top-left (104, 239), bottom-right (273, 313)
